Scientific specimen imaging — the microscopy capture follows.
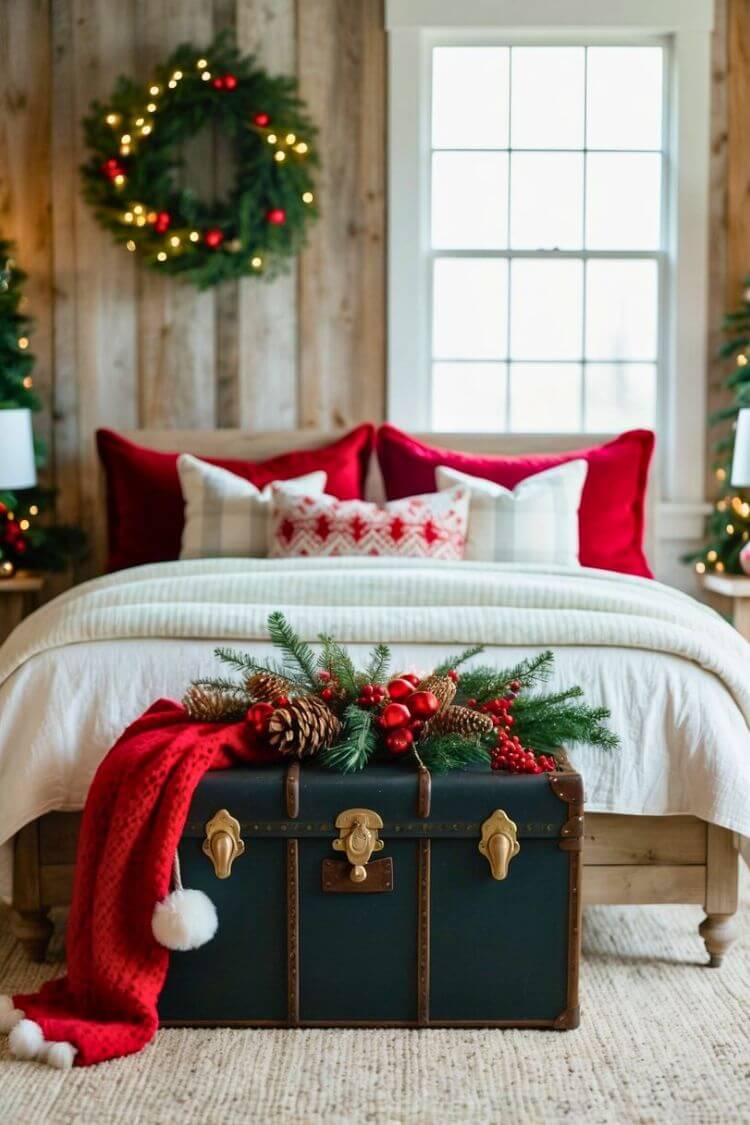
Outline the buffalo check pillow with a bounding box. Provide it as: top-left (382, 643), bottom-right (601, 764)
top-left (268, 486), bottom-right (470, 559)
top-left (178, 454), bottom-right (327, 559)
top-left (436, 461), bottom-right (588, 567)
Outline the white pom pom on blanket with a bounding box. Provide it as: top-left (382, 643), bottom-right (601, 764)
top-left (9, 1018), bottom-right (45, 1060)
top-left (0, 994), bottom-right (24, 1033)
top-left (151, 888), bottom-right (218, 951)
top-left (1, 998), bottom-right (77, 1068)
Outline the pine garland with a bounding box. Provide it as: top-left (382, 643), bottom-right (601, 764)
top-left (365, 643), bottom-right (391, 684)
top-left (318, 635), bottom-right (360, 697)
top-left (433, 644), bottom-right (485, 677)
top-left (267, 610), bottom-right (319, 689)
top-left (418, 734), bottom-right (492, 775)
top-left (454, 652), bottom-right (554, 706)
top-left (320, 705), bottom-right (377, 773)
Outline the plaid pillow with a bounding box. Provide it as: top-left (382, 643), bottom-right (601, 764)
top-left (178, 454), bottom-right (327, 559)
top-left (436, 461), bottom-right (587, 567)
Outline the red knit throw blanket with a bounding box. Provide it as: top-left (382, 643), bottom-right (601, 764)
top-left (12, 700), bottom-right (276, 1067)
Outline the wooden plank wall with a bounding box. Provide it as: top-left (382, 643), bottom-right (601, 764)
top-left (0, 0), bottom-right (385, 561)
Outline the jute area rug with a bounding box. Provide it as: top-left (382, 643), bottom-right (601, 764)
top-left (0, 885), bottom-right (748, 1125)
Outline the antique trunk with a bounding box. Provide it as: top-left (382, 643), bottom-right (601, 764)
top-left (158, 763), bottom-right (583, 1028)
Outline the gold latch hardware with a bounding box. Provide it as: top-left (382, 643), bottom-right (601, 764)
top-left (478, 809), bottom-right (520, 881)
top-left (332, 808), bottom-right (384, 883)
top-left (203, 809), bottom-right (245, 879)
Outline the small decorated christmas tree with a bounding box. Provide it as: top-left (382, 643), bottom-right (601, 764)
top-left (688, 278), bottom-right (750, 576)
top-left (0, 239), bottom-right (85, 575)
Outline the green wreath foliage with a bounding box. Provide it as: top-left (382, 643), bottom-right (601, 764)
top-left (80, 35), bottom-right (319, 290)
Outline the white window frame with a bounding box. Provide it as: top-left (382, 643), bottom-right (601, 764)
top-left (386, 0), bottom-right (713, 528)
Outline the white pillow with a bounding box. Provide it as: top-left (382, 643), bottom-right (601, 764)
top-left (436, 460), bottom-right (588, 567)
top-left (177, 454), bottom-right (327, 560)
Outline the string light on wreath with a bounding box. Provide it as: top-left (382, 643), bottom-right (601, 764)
top-left (81, 33), bottom-right (318, 289)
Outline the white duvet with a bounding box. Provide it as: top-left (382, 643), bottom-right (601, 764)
top-left (1, 557), bottom-right (750, 898)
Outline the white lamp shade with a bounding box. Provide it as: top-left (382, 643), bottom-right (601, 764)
top-left (0, 409), bottom-right (37, 490)
top-left (731, 409), bottom-right (750, 487)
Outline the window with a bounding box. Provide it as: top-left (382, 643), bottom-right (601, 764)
top-left (430, 44), bottom-right (664, 433)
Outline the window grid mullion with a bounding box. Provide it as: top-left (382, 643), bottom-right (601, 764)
top-left (506, 48), bottom-right (514, 428)
top-left (580, 46), bottom-right (589, 430)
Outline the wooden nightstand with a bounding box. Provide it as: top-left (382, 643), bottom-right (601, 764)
top-left (702, 573), bottom-right (750, 641)
top-left (0, 572), bottom-right (45, 644)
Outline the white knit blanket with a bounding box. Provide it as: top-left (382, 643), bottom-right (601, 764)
top-left (2, 556), bottom-right (749, 722)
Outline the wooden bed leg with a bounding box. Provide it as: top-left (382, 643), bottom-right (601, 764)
top-left (700, 824), bottom-right (739, 968)
top-left (10, 909), bottom-right (53, 963)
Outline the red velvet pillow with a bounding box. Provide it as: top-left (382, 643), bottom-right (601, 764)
top-left (97, 425), bottom-right (375, 572)
top-left (376, 424), bottom-right (654, 577)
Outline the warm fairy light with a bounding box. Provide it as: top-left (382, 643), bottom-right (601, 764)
top-left (189, 231), bottom-right (200, 242)
top-left (716, 467), bottom-right (727, 481)
top-left (717, 500), bottom-right (727, 512)
top-left (147, 211), bottom-right (157, 223)
top-left (147, 102), bottom-right (157, 113)
top-left (251, 255), bottom-right (262, 268)
top-left (302, 191), bottom-right (313, 203)
top-left (157, 251), bottom-right (167, 261)
top-left (141, 125), bottom-right (152, 136)
top-left (17, 337), bottom-right (29, 349)
top-left (169, 235), bottom-right (180, 247)
top-left (23, 376), bottom-right (33, 389)
top-left (19, 519), bottom-right (30, 531)
top-left (707, 549), bottom-right (718, 562)
top-left (197, 58), bottom-right (208, 69)
top-left (727, 524), bottom-right (735, 534)
top-left (168, 79), bottom-right (177, 89)
top-left (716, 561), bottom-right (725, 573)
top-left (133, 205), bottom-right (144, 214)
top-left (267, 134), bottom-right (277, 144)
top-left (173, 70), bottom-right (183, 81)
top-left (123, 211), bottom-right (134, 223)
top-left (120, 145), bottom-right (131, 156)
top-left (295, 142), bottom-right (308, 154)
top-left (149, 85), bottom-right (160, 96)
top-left (135, 215), bottom-right (146, 227)
top-left (121, 134), bottom-right (132, 144)
top-left (114, 174), bottom-right (126, 186)
top-left (201, 72), bottom-right (212, 82)
top-left (126, 240), bottom-right (136, 251)
top-left (285, 133), bottom-right (296, 144)
top-left (738, 354), bottom-right (748, 366)
top-left (695, 561), bottom-right (706, 574)
top-left (135, 117), bottom-right (145, 127)
top-left (106, 113), bottom-right (120, 126)
top-left (29, 505), bottom-right (38, 516)
top-left (742, 503), bottom-right (750, 518)
top-left (274, 150), bottom-right (285, 162)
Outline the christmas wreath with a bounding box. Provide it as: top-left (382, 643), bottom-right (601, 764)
top-left (185, 612), bottom-right (619, 774)
top-left (80, 35), bottom-right (318, 289)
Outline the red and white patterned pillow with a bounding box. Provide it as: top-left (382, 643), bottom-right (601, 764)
top-left (268, 486), bottom-right (470, 560)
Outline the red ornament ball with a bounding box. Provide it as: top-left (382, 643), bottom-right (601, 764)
top-left (223, 74), bottom-right (238, 90)
top-left (266, 208), bottom-right (286, 225)
top-left (387, 677), bottom-right (415, 701)
top-left (386, 728), bottom-right (414, 755)
top-left (402, 673), bottom-right (420, 687)
top-left (153, 211), bottom-right (171, 234)
top-left (320, 687), bottom-right (334, 701)
top-left (253, 112), bottom-right (270, 127)
top-left (406, 690), bottom-right (440, 719)
top-left (246, 701), bottom-right (274, 736)
top-left (447, 669), bottom-right (459, 683)
top-left (204, 228), bottom-right (224, 248)
top-left (274, 695), bottom-right (289, 708)
top-left (379, 702), bottom-right (412, 730)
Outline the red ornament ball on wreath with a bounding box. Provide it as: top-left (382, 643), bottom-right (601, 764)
top-left (253, 111), bottom-right (270, 127)
top-left (386, 728), bottom-right (413, 755)
top-left (406, 691), bottom-right (440, 719)
top-left (153, 211), bottom-right (171, 235)
top-left (267, 208), bottom-right (286, 225)
top-left (204, 228), bottom-right (225, 249)
top-left (379, 702), bottom-right (412, 731)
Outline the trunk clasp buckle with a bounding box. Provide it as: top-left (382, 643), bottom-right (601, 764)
top-left (333, 808), bottom-right (384, 883)
top-left (479, 809), bottom-right (520, 881)
top-left (203, 809), bottom-right (245, 879)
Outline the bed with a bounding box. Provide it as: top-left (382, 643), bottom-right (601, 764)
top-left (1, 430), bottom-right (744, 969)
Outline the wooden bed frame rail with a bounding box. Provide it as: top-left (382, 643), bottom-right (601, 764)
top-left (11, 810), bottom-right (739, 966)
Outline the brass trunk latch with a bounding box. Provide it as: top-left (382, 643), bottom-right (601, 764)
top-left (479, 809), bottom-right (520, 880)
top-left (203, 809), bottom-right (245, 878)
top-left (333, 808), bottom-right (384, 883)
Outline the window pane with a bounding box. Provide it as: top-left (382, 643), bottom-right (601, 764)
top-left (509, 152), bottom-right (583, 249)
top-left (585, 260), bottom-right (658, 360)
top-left (432, 152), bottom-right (508, 249)
top-left (510, 259), bottom-right (583, 360)
top-left (510, 47), bottom-right (585, 149)
top-left (587, 47), bottom-right (663, 151)
top-left (585, 153), bottom-right (661, 250)
top-left (433, 48), bottom-right (509, 149)
top-left (433, 258), bottom-right (508, 359)
top-left (510, 364), bottom-right (582, 431)
top-left (433, 363), bottom-right (507, 430)
top-left (585, 363), bottom-right (656, 430)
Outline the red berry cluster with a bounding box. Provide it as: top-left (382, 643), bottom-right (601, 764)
top-left (101, 157), bottom-right (126, 182)
top-left (356, 681), bottom-right (388, 707)
top-left (468, 680), bottom-right (557, 775)
top-left (0, 503), bottom-right (28, 559)
top-left (246, 695), bottom-right (289, 736)
top-left (212, 74), bottom-right (238, 91)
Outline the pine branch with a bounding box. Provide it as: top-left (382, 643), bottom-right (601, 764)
top-left (433, 644), bottom-right (485, 676)
top-left (455, 652), bottom-right (554, 705)
top-left (214, 646), bottom-right (266, 676)
top-left (513, 693), bottom-right (619, 753)
top-left (193, 676), bottom-right (251, 698)
top-left (365, 642), bottom-right (391, 684)
top-left (320, 704), bottom-right (377, 773)
top-left (418, 733), bottom-right (492, 775)
top-left (267, 611), bottom-right (319, 689)
top-left (318, 634), bottom-right (360, 696)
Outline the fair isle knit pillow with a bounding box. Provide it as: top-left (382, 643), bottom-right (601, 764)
top-left (436, 461), bottom-right (588, 567)
top-left (178, 454), bottom-right (327, 559)
top-left (268, 486), bottom-right (470, 560)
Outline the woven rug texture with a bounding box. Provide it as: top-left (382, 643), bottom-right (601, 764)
top-left (0, 889), bottom-right (748, 1125)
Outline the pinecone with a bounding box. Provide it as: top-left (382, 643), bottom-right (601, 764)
top-left (427, 705), bottom-right (495, 738)
top-left (415, 674), bottom-right (457, 712)
top-left (246, 670), bottom-right (295, 703)
top-left (267, 694), bottom-right (342, 758)
top-left (183, 684), bottom-right (245, 722)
